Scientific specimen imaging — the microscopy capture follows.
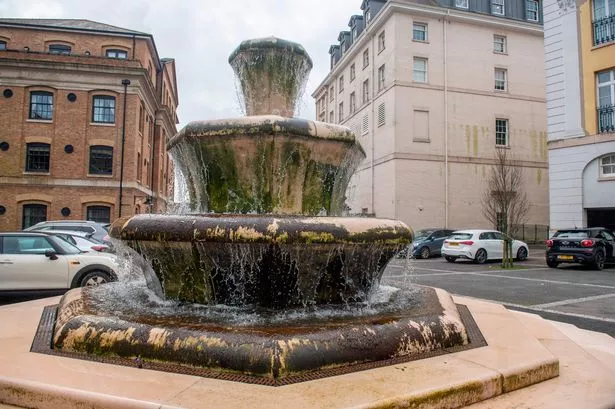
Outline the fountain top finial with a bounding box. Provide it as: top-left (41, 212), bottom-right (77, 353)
top-left (228, 36), bottom-right (313, 69)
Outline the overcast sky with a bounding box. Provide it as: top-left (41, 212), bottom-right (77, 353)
top-left (1, 0), bottom-right (363, 129)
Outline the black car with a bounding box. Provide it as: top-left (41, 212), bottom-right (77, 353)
top-left (396, 228), bottom-right (456, 259)
top-left (546, 227), bottom-right (615, 270)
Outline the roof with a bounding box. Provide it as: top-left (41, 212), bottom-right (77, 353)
top-left (0, 18), bottom-right (148, 36)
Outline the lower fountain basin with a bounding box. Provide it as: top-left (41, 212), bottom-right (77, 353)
top-left (110, 214), bottom-right (412, 308)
top-left (52, 283), bottom-right (469, 382)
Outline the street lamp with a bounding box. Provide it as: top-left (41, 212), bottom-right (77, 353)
top-left (118, 79), bottom-right (131, 218)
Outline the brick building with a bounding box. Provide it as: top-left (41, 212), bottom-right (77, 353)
top-left (0, 18), bottom-right (179, 230)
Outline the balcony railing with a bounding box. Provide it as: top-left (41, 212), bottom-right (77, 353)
top-left (598, 104), bottom-right (615, 133)
top-left (593, 15), bottom-right (615, 46)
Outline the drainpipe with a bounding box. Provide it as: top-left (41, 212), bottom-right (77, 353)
top-left (118, 79), bottom-right (131, 218)
top-left (370, 29), bottom-right (376, 215)
top-left (443, 10), bottom-right (450, 228)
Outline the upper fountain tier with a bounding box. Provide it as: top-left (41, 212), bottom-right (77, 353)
top-left (229, 37), bottom-right (312, 118)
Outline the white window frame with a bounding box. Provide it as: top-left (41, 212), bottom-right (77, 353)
top-left (526, 0), bottom-right (539, 21)
top-left (378, 31), bottom-right (386, 53)
top-left (494, 35), bottom-right (507, 53)
top-left (362, 79), bottom-right (370, 103)
top-left (597, 69), bottom-right (615, 107)
top-left (495, 118), bottom-right (509, 146)
top-left (339, 76), bottom-right (344, 93)
top-left (338, 102), bottom-right (344, 122)
top-left (363, 49), bottom-right (369, 68)
top-left (378, 64), bottom-right (385, 91)
top-left (600, 154), bottom-right (615, 177)
top-left (456, 0), bottom-right (469, 8)
top-left (329, 85), bottom-right (334, 102)
top-left (350, 92), bottom-right (356, 114)
top-left (492, 0), bottom-right (505, 15)
top-left (350, 64), bottom-right (356, 82)
top-left (412, 23), bottom-right (428, 42)
top-left (495, 68), bottom-right (508, 91)
top-left (413, 57), bottom-right (428, 83)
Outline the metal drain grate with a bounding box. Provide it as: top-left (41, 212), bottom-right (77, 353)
top-left (31, 304), bottom-right (486, 386)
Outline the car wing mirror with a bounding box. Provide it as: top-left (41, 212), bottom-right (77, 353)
top-left (44, 250), bottom-right (58, 260)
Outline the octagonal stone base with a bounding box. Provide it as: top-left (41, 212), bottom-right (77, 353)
top-left (51, 284), bottom-right (469, 382)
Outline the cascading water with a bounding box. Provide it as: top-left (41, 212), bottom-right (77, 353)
top-left (49, 37), bottom-right (470, 383)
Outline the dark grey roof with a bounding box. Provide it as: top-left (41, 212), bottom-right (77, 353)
top-left (0, 18), bottom-right (149, 36)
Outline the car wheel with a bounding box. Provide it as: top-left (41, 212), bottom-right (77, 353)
top-left (474, 249), bottom-right (488, 264)
top-left (445, 256), bottom-right (457, 263)
top-left (516, 246), bottom-right (528, 261)
top-left (420, 247), bottom-right (431, 259)
top-left (546, 259), bottom-right (559, 268)
top-left (79, 270), bottom-right (112, 287)
top-left (594, 251), bottom-right (605, 271)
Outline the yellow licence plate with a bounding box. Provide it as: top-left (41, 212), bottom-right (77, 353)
top-left (558, 255), bottom-right (574, 260)
top-left (449, 243), bottom-right (459, 246)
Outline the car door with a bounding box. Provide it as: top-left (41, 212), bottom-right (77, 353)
top-left (599, 230), bottom-right (615, 261)
top-left (478, 232), bottom-right (500, 260)
top-left (430, 230), bottom-right (448, 255)
top-left (0, 236), bottom-right (70, 290)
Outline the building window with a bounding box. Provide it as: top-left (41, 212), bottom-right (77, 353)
top-left (352, 26), bottom-right (358, 41)
top-left (492, 0), bottom-right (505, 15)
top-left (48, 44), bottom-right (71, 55)
top-left (495, 119), bottom-right (509, 146)
top-left (413, 23), bottom-right (428, 41)
top-left (137, 152), bottom-right (142, 181)
top-left (413, 110), bottom-right (430, 142)
top-left (413, 57), bottom-right (428, 83)
top-left (377, 103), bottom-right (385, 127)
top-left (339, 102), bottom-right (344, 122)
top-left (593, 0), bottom-right (615, 45)
top-left (22, 204), bottom-right (47, 229)
top-left (329, 110), bottom-right (335, 123)
top-left (350, 92), bottom-right (356, 114)
top-left (92, 95), bottom-right (116, 123)
top-left (87, 206), bottom-right (111, 224)
top-left (597, 69), bottom-right (615, 133)
top-left (378, 64), bottom-right (385, 91)
top-left (25, 143), bottom-right (50, 172)
top-left (339, 75), bottom-right (344, 93)
top-left (329, 85), bottom-right (335, 101)
top-left (106, 49), bottom-right (128, 59)
top-left (600, 154), bottom-right (615, 177)
top-left (89, 146), bottom-right (113, 175)
top-left (378, 31), bottom-right (386, 52)
top-left (362, 79), bottom-right (370, 103)
top-left (526, 0), bottom-right (539, 21)
top-left (494, 35), bottom-right (507, 53)
top-left (456, 0), bottom-right (469, 8)
top-left (495, 68), bottom-right (507, 91)
top-left (362, 113), bottom-right (369, 135)
top-left (0, 41), bottom-right (6, 50)
top-left (363, 49), bottom-right (369, 68)
top-left (350, 65), bottom-right (356, 83)
top-left (29, 91), bottom-right (53, 120)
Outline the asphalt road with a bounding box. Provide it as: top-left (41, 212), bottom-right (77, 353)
top-left (384, 252), bottom-right (615, 337)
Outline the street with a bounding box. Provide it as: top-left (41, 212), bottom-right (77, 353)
top-left (384, 251), bottom-right (615, 336)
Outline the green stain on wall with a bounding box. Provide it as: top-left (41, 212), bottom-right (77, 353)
top-left (473, 125), bottom-right (479, 156)
top-left (465, 125), bottom-right (471, 154)
top-left (537, 168), bottom-right (542, 185)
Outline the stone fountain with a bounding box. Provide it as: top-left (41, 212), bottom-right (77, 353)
top-left (47, 37), bottom-right (471, 383)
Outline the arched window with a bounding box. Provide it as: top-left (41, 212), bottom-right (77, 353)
top-left (22, 204), bottom-right (47, 229)
top-left (48, 44), bottom-right (71, 55)
top-left (86, 205), bottom-right (111, 224)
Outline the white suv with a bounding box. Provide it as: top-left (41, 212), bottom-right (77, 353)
top-left (0, 232), bottom-right (118, 293)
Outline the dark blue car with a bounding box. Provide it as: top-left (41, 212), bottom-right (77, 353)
top-left (397, 229), bottom-right (456, 259)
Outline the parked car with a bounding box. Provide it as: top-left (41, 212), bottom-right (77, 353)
top-left (441, 230), bottom-right (529, 264)
top-left (24, 220), bottom-right (111, 243)
top-left (545, 227), bottom-right (615, 270)
top-left (397, 228), bottom-right (456, 259)
top-left (44, 230), bottom-right (111, 253)
top-left (0, 232), bottom-right (117, 294)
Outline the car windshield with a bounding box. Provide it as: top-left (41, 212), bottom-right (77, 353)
top-left (415, 230), bottom-right (436, 239)
top-left (48, 236), bottom-right (81, 254)
top-left (554, 231), bottom-right (589, 239)
top-left (448, 232), bottom-right (473, 240)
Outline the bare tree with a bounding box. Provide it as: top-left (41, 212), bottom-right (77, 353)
top-left (481, 148), bottom-right (530, 267)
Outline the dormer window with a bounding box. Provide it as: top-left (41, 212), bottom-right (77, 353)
top-left (352, 26), bottom-right (358, 41)
top-left (366, 10), bottom-right (372, 24)
top-left (106, 49), bottom-right (128, 59)
top-left (48, 44), bottom-right (71, 55)
top-left (492, 0), bottom-right (505, 15)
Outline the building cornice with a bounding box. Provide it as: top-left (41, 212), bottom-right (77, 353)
top-left (312, 1), bottom-right (543, 97)
top-left (547, 132), bottom-right (615, 150)
top-left (0, 177), bottom-right (155, 196)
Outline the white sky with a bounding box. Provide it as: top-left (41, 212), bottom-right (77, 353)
top-left (0, 0), bottom-right (363, 129)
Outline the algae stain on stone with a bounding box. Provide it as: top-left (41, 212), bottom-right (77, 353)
top-left (472, 125), bottom-right (479, 156)
top-left (530, 130), bottom-right (537, 156)
top-left (537, 168), bottom-right (542, 185)
top-left (465, 125), bottom-right (471, 154)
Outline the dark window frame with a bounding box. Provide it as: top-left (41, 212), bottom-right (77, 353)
top-left (88, 145), bottom-right (113, 175)
top-left (48, 44), bottom-right (71, 55)
top-left (25, 142), bottom-right (51, 172)
top-left (29, 91), bottom-right (54, 120)
top-left (92, 95), bottom-right (116, 123)
top-left (0, 40), bottom-right (6, 50)
top-left (22, 204), bottom-right (48, 229)
top-left (86, 206), bottom-right (111, 224)
top-left (105, 49), bottom-right (128, 59)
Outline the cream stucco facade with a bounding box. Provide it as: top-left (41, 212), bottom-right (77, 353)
top-left (313, 0), bottom-right (549, 233)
